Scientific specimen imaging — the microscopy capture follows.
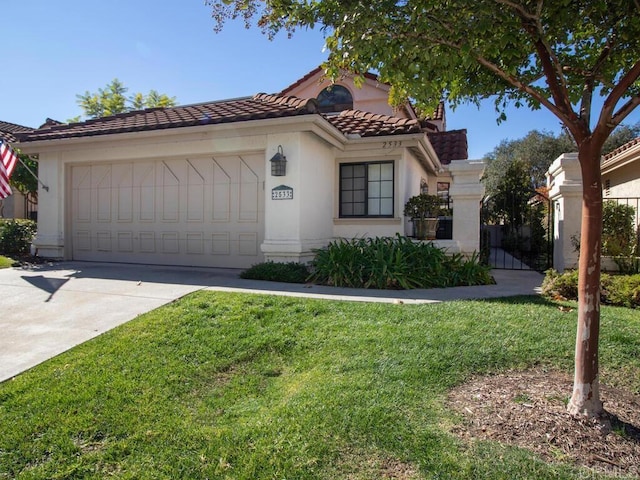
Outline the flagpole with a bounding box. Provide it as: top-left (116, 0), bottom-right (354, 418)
top-left (17, 156), bottom-right (49, 192)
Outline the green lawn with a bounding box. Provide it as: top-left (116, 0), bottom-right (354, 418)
top-left (1, 293), bottom-right (638, 479)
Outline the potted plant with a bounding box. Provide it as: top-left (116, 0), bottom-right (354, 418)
top-left (403, 194), bottom-right (442, 240)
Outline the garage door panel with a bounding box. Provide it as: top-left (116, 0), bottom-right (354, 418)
top-left (73, 166), bottom-right (91, 223)
top-left (212, 158), bottom-right (231, 222)
top-left (136, 163), bottom-right (156, 222)
top-left (71, 155), bottom-right (264, 268)
top-left (160, 161), bottom-right (180, 223)
top-left (94, 165), bottom-right (112, 223)
top-left (239, 157), bottom-right (260, 223)
top-left (114, 164), bottom-right (133, 223)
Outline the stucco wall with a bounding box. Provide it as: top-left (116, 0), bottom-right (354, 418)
top-left (603, 166), bottom-right (640, 199)
top-left (262, 131), bottom-right (336, 263)
top-left (284, 71), bottom-right (402, 118)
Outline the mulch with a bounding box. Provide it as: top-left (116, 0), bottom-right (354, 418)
top-left (447, 369), bottom-right (640, 477)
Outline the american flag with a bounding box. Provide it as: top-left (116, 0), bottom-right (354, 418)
top-left (0, 140), bottom-right (19, 199)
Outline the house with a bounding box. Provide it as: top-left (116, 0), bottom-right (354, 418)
top-left (548, 137), bottom-right (640, 272)
top-left (601, 137), bottom-right (640, 199)
top-left (0, 120), bottom-right (35, 219)
top-left (16, 68), bottom-right (482, 269)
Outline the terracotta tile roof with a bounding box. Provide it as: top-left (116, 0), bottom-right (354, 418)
top-left (325, 110), bottom-right (423, 137)
top-left (0, 120), bottom-right (34, 143)
top-left (18, 94), bottom-right (320, 142)
top-left (427, 129), bottom-right (468, 165)
top-left (603, 137), bottom-right (640, 160)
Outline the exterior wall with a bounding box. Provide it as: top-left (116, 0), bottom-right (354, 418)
top-left (603, 165), bottom-right (640, 198)
top-left (401, 148), bottom-right (433, 236)
top-left (547, 153), bottom-right (582, 272)
top-left (332, 142), bottom-right (408, 239)
top-left (262, 131), bottom-right (336, 263)
top-left (284, 71), bottom-right (405, 119)
top-left (601, 141), bottom-right (640, 200)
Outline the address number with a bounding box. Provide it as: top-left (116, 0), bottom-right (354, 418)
top-left (272, 189), bottom-right (293, 200)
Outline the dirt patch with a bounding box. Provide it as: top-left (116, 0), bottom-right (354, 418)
top-left (447, 370), bottom-right (640, 477)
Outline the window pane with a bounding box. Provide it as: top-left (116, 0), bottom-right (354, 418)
top-left (380, 180), bottom-right (393, 197)
top-left (343, 191), bottom-right (353, 203)
top-left (380, 198), bottom-right (393, 215)
top-left (354, 177), bottom-right (365, 190)
top-left (368, 164), bottom-right (380, 181)
top-left (354, 190), bottom-right (366, 203)
top-left (342, 165), bottom-right (353, 177)
top-left (380, 162), bottom-right (393, 180)
top-left (354, 165), bottom-right (366, 177)
top-left (342, 203), bottom-right (353, 216)
top-left (343, 178), bottom-right (353, 190)
top-left (353, 203), bottom-right (365, 215)
top-left (368, 199), bottom-right (380, 215)
top-left (369, 181), bottom-right (380, 197)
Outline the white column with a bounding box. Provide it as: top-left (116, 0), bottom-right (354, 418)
top-left (32, 152), bottom-right (65, 258)
top-left (446, 160), bottom-right (486, 255)
top-left (547, 153), bottom-right (582, 272)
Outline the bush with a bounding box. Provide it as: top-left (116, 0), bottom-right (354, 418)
top-left (240, 261), bottom-right (310, 283)
top-left (0, 219), bottom-right (36, 255)
top-left (309, 235), bottom-right (493, 289)
top-left (542, 268), bottom-right (640, 308)
top-left (541, 269), bottom-right (579, 300)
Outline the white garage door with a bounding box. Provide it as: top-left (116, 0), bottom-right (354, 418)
top-left (70, 154), bottom-right (265, 268)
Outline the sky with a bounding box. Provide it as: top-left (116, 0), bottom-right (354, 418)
top-left (2, 0), bottom-right (638, 159)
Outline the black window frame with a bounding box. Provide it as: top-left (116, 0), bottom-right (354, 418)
top-left (339, 161), bottom-right (395, 218)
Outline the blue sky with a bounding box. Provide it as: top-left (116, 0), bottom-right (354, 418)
top-left (3, 0), bottom-right (638, 159)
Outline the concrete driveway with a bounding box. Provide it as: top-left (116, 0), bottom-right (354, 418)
top-left (0, 261), bottom-right (543, 383)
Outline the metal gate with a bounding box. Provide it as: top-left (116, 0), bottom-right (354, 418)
top-left (480, 191), bottom-right (553, 271)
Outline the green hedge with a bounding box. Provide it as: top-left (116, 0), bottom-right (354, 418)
top-left (542, 269), bottom-right (640, 308)
top-left (0, 219), bottom-right (36, 255)
top-left (240, 261), bottom-right (310, 283)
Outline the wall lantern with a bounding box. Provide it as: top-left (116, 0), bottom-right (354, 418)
top-left (270, 145), bottom-right (287, 176)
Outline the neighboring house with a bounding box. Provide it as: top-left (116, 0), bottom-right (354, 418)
top-left (601, 137), bottom-right (640, 199)
top-left (16, 68), bottom-right (478, 269)
top-left (601, 137), bottom-right (640, 228)
top-left (0, 120), bottom-right (35, 219)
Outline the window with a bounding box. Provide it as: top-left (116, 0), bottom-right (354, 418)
top-left (340, 162), bottom-right (394, 217)
top-left (317, 85), bottom-right (353, 113)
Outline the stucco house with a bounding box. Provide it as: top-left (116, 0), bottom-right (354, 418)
top-left (16, 68), bottom-right (482, 269)
top-left (601, 137), bottom-right (640, 199)
top-left (0, 120), bottom-right (36, 219)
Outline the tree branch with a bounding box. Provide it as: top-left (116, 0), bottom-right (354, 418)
top-left (609, 95), bottom-right (640, 129)
top-left (597, 60), bottom-right (640, 130)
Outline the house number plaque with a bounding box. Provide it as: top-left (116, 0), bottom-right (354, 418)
top-left (272, 185), bottom-right (293, 200)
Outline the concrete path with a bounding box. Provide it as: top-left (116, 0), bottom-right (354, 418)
top-left (0, 261), bottom-right (543, 383)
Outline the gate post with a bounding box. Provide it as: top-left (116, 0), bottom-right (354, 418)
top-left (547, 153), bottom-right (581, 272)
top-left (448, 160), bottom-right (486, 255)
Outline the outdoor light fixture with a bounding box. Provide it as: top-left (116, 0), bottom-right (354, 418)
top-left (270, 145), bottom-right (287, 176)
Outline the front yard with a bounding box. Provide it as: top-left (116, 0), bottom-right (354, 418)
top-left (0, 292), bottom-right (638, 479)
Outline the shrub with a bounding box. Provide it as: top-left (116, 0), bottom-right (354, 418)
top-left (541, 269), bottom-right (579, 300)
top-left (0, 219), bottom-right (36, 255)
top-left (240, 261), bottom-right (310, 283)
top-left (602, 201), bottom-right (636, 257)
top-left (309, 235), bottom-right (492, 289)
top-left (542, 268), bottom-right (640, 308)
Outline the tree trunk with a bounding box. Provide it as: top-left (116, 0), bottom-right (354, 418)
top-left (567, 142), bottom-right (604, 417)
